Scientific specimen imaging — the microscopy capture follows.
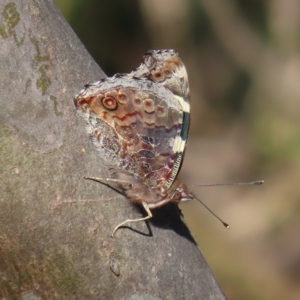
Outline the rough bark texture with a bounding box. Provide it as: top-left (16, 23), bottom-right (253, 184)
top-left (0, 1), bottom-right (227, 299)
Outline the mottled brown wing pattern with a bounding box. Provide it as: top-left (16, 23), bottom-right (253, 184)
top-left (75, 76), bottom-right (184, 194)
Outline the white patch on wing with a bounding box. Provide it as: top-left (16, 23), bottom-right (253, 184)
top-left (173, 135), bottom-right (186, 153)
top-left (173, 95), bottom-right (190, 113)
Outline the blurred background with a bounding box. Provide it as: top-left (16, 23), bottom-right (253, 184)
top-left (54, 0), bottom-right (300, 299)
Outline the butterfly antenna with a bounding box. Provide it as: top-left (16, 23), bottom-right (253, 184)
top-left (193, 196), bottom-right (230, 229)
top-left (189, 180), bottom-right (264, 188)
top-left (189, 180), bottom-right (264, 228)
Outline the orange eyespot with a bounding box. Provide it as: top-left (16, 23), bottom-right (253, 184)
top-left (134, 98), bottom-right (141, 105)
top-left (117, 93), bottom-right (127, 104)
top-left (143, 99), bottom-right (155, 114)
top-left (164, 68), bottom-right (171, 76)
top-left (156, 105), bottom-right (166, 117)
top-left (154, 72), bottom-right (162, 78)
top-left (152, 70), bottom-right (165, 82)
top-left (102, 96), bottom-right (118, 110)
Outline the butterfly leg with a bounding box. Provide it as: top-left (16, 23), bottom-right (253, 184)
top-left (84, 176), bottom-right (132, 194)
top-left (84, 176), bottom-right (130, 185)
top-left (111, 202), bottom-right (152, 237)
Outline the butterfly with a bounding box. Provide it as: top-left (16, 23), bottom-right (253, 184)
top-left (74, 49), bottom-right (228, 237)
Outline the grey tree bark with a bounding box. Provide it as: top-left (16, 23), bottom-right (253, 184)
top-left (0, 1), bottom-right (227, 299)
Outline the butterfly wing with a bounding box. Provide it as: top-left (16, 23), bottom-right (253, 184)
top-left (74, 50), bottom-right (190, 196)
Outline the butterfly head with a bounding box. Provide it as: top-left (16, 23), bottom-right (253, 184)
top-left (169, 182), bottom-right (195, 203)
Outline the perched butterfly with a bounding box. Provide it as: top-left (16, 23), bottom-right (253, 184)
top-left (74, 49), bottom-right (262, 237)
